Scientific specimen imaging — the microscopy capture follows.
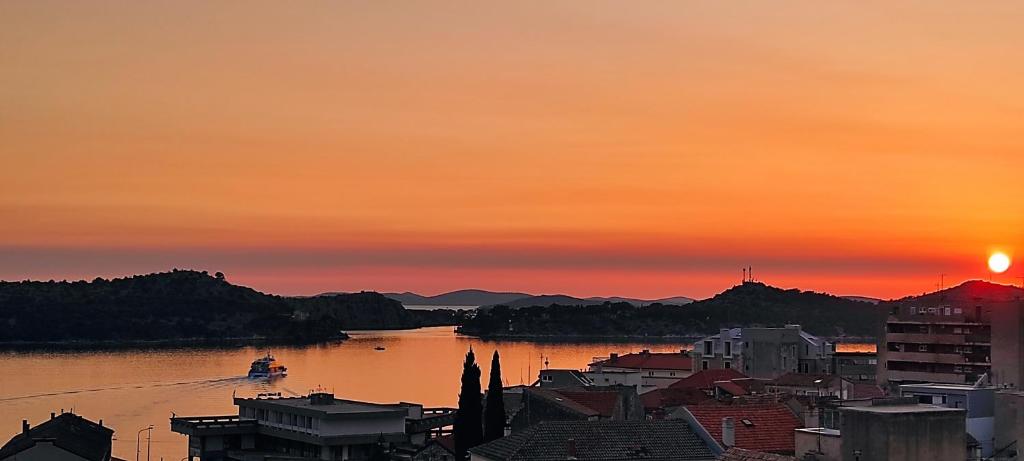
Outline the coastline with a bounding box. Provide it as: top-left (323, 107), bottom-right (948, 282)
top-left (0, 333), bottom-right (351, 351)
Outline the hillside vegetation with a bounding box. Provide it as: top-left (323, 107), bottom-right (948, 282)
top-left (457, 282), bottom-right (883, 339)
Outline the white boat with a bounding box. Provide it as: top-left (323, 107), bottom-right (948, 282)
top-left (248, 353), bottom-right (287, 378)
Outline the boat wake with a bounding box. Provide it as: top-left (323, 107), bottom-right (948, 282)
top-left (0, 376), bottom-right (247, 402)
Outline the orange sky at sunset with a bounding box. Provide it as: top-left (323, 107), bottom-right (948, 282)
top-left (2, 2), bottom-right (1023, 299)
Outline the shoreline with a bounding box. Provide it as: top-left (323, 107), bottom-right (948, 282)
top-left (0, 334), bottom-right (351, 351)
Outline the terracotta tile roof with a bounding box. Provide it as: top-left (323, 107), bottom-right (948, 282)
top-left (684, 403), bottom-right (802, 454)
top-left (671, 369), bottom-right (748, 390)
top-left (718, 447), bottom-right (798, 461)
top-left (730, 378), bottom-right (769, 394)
top-left (642, 387), bottom-right (713, 411)
top-left (715, 381), bottom-right (749, 396)
top-left (851, 383), bottom-right (886, 399)
top-left (530, 388), bottom-right (600, 417)
top-left (591, 351), bottom-right (693, 371)
top-left (469, 420), bottom-right (716, 461)
top-left (554, 391), bottom-right (619, 418)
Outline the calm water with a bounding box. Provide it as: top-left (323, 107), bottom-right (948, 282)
top-left (0, 327), bottom-right (694, 460)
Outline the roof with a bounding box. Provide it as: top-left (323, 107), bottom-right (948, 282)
top-left (0, 413), bottom-right (113, 461)
top-left (851, 383), bottom-right (885, 399)
top-left (671, 369), bottom-right (748, 390)
top-left (234, 395), bottom-right (407, 417)
top-left (431, 435), bottom-right (456, 454)
top-left (683, 403), bottom-right (803, 454)
top-left (469, 420), bottom-right (716, 461)
top-left (642, 388), bottom-right (714, 411)
top-left (539, 369), bottom-right (593, 388)
top-left (768, 373), bottom-right (842, 388)
top-left (717, 447), bottom-right (798, 461)
top-left (554, 391), bottom-right (620, 418)
top-left (529, 388), bottom-right (601, 417)
top-left (715, 381), bottom-right (749, 396)
top-left (591, 351), bottom-right (693, 371)
top-left (840, 404), bottom-right (964, 414)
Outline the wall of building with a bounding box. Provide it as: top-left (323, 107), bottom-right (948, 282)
top-left (840, 408), bottom-right (965, 461)
top-left (991, 300), bottom-right (1024, 389)
top-left (320, 414), bottom-right (405, 437)
top-left (795, 428), bottom-right (840, 461)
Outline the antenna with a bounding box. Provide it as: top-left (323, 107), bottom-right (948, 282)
top-left (939, 274), bottom-right (947, 291)
top-left (742, 268), bottom-right (746, 283)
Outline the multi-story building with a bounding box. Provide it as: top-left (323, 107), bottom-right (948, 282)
top-left (693, 328), bottom-right (744, 372)
top-left (831, 350), bottom-right (877, 383)
top-left (878, 295), bottom-right (993, 386)
top-left (171, 391), bottom-right (454, 461)
top-left (740, 325), bottom-right (834, 379)
top-left (900, 383), bottom-right (995, 457)
top-left (588, 350), bottom-right (693, 388)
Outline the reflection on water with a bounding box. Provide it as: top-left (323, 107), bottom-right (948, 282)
top-left (0, 327), bottom-right (690, 460)
top-left (0, 326), bottom-right (876, 460)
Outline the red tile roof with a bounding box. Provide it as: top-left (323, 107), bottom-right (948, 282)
top-left (685, 403), bottom-right (802, 454)
top-left (851, 383), bottom-right (885, 399)
top-left (554, 391), bottom-right (619, 418)
top-left (715, 381), bottom-right (749, 396)
top-left (642, 387), bottom-right (713, 411)
top-left (670, 369), bottom-right (748, 390)
top-left (591, 351), bottom-right (692, 371)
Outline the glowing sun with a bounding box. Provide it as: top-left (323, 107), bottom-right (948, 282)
top-left (989, 252), bottom-right (1011, 273)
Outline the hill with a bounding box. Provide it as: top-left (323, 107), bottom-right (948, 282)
top-left (381, 289), bottom-right (530, 306)
top-left (458, 282), bottom-right (882, 339)
top-left (0, 270), bottom-right (433, 345)
top-left (586, 296), bottom-right (694, 306)
top-left (886, 279), bottom-right (1024, 305)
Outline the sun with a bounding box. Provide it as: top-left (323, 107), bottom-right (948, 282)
top-left (989, 252), bottom-right (1011, 273)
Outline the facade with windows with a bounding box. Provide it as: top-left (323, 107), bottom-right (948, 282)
top-left (692, 328), bottom-right (744, 373)
top-left (740, 325), bottom-right (834, 379)
top-left (878, 301), bottom-right (992, 386)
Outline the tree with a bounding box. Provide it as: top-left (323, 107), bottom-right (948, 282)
top-left (454, 347), bottom-right (483, 459)
top-left (484, 350), bottom-right (506, 442)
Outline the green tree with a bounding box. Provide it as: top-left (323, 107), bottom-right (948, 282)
top-left (484, 350), bottom-right (506, 442)
top-left (454, 347), bottom-right (483, 459)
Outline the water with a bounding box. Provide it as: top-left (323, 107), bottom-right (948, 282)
top-left (0, 327), bottom-right (694, 460)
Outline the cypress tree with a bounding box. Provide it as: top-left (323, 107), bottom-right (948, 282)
top-left (484, 350), bottom-right (506, 442)
top-left (454, 347), bottom-right (483, 459)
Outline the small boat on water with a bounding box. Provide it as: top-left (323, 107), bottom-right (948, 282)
top-left (248, 353), bottom-right (287, 378)
top-left (374, 346), bottom-right (386, 351)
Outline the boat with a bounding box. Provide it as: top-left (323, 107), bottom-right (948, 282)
top-left (374, 346), bottom-right (386, 351)
top-left (248, 353), bottom-right (287, 378)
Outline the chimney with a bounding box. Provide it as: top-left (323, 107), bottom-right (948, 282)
top-left (610, 353), bottom-right (618, 360)
top-left (641, 349), bottom-right (651, 355)
top-left (566, 438), bottom-right (577, 459)
top-left (99, 420), bottom-right (103, 427)
top-left (21, 420), bottom-right (29, 435)
top-left (722, 417), bottom-right (735, 448)
top-left (50, 412), bottom-right (55, 420)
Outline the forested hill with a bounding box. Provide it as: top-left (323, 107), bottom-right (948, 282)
top-left (457, 282), bottom-right (884, 339)
top-left (0, 270), bottom-right (435, 344)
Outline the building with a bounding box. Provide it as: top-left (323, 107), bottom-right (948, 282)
top-left (588, 350), bottom-right (693, 388)
top-left (509, 386), bottom-right (643, 431)
top-left (411, 435), bottom-right (456, 461)
top-left (831, 351), bottom-right (877, 383)
top-left (839, 399), bottom-right (966, 461)
top-left (0, 412), bottom-right (114, 461)
top-left (537, 369), bottom-right (592, 388)
top-left (766, 373), bottom-right (853, 400)
top-left (718, 447), bottom-right (797, 461)
top-left (900, 383), bottom-right (995, 457)
top-left (468, 420), bottom-right (717, 461)
top-left (171, 391), bottom-right (454, 461)
top-left (673, 403), bottom-right (804, 455)
top-left (741, 326), bottom-right (834, 379)
top-left (694, 328), bottom-right (744, 372)
top-left (582, 369), bottom-right (644, 390)
top-left (794, 427), bottom-right (841, 461)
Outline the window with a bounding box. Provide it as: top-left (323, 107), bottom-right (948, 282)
top-left (669, 372), bottom-right (676, 377)
top-left (724, 361), bottom-right (732, 369)
top-left (724, 341), bottom-right (732, 358)
top-left (964, 346), bottom-right (973, 353)
top-left (954, 308), bottom-right (963, 314)
top-left (944, 307), bottom-right (951, 316)
top-left (702, 360), bottom-right (709, 371)
top-left (953, 328), bottom-right (962, 334)
top-left (703, 341), bottom-right (714, 356)
top-left (649, 371), bottom-right (655, 377)
top-left (918, 345), bottom-right (929, 352)
top-left (542, 375), bottom-right (552, 382)
top-left (741, 419), bottom-right (754, 427)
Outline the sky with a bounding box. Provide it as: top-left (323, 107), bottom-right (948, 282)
top-left (2, 1), bottom-right (1023, 299)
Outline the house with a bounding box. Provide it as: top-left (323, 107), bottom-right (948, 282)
top-left (509, 386), bottom-right (642, 431)
top-left (589, 350), bottom-right (693, 388)
top-left (717, 447), bottom-right (797, 461)
top-left (694, 328), bottom-right (744, 372)
top-left (171, 391), bottom-right (454, 461)
top-left (839, 398), bottom-right (966, 461)
top-left (741, 325), bottom-right (834, 379)
top-left (582, 369), bottom-right (644, 390)
top-left (412, 435), bottom-right (456, 461)
top-left (899, 383), bottom-right (995, 457)
top-left (766, 373), bottom-right (853, 400)
top-left (673, 403), bottom-right (804, 455)
top-left (642, 387), bottom-right (715, 419)
top-left (670, 369), bottom-right (749, 393)
top-left (537, 369), bottom-right (592, 388)
top-left (469, 420), bottom-right (717, 461)
top-left (0, 412), bottom-right (114, 461)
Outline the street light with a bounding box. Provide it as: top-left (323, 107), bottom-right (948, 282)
top-left (136, 425), bottom-right (154, 461)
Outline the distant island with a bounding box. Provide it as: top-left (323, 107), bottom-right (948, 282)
top-left (456, 282), bottom-right (885, 339)
top-left (0, 270), bottom-right (459, 347)
top-left (373, 289), bottom-right (694, 307)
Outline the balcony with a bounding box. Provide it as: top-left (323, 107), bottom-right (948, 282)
top-left (888, 370), bottom-right (968, 384)
top-left (887, 351), bottom-right (989, 365)
top-left (886, 333), bottom-right (990, 345)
